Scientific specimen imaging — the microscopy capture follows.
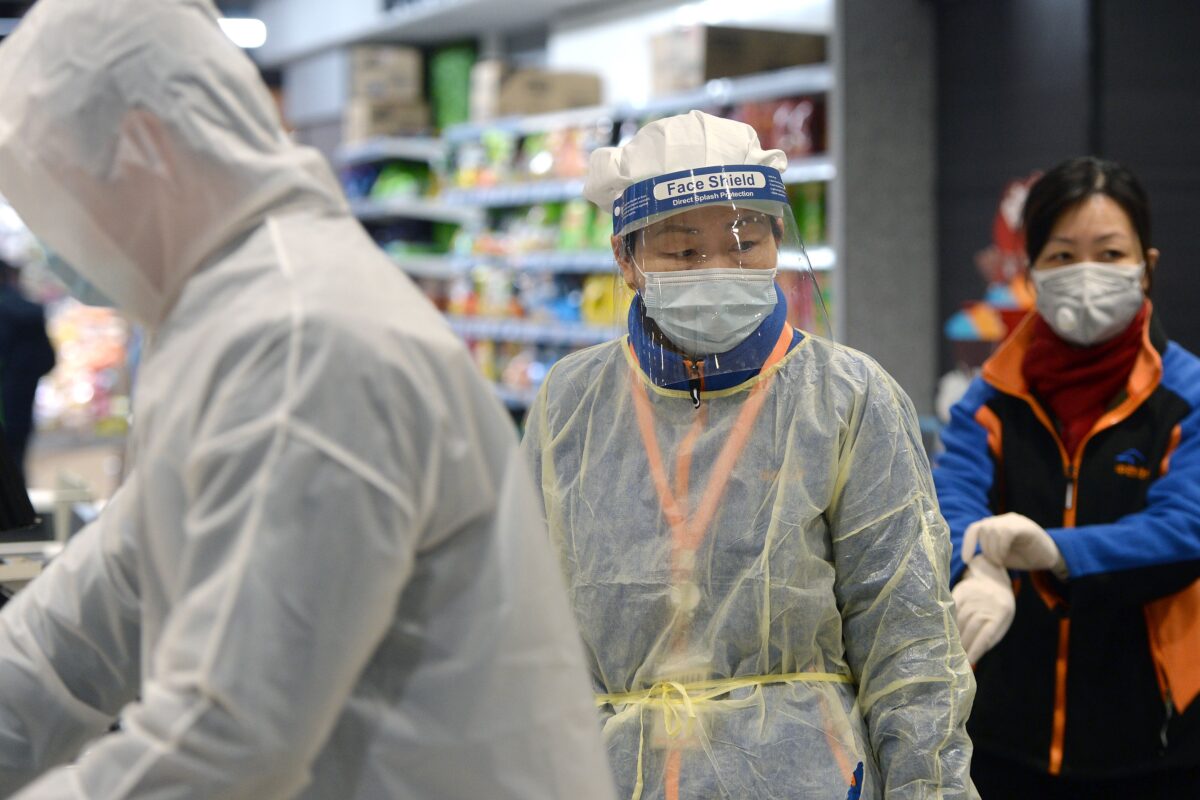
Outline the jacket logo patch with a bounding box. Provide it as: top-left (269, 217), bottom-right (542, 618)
top-left (1114, 448), bottom-right (1151, 480)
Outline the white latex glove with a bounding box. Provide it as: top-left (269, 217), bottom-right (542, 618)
top-left (952, 557), bottom-right (1016, 664)
top-left (962, 512), bottom-right (1068, 577)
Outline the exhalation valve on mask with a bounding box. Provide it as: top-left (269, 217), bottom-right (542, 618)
top-left (1031, 261), bottom-right (1145, 346)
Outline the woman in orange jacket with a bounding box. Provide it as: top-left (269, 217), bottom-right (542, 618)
top-left (935, 156), bottom-right (1200, 796)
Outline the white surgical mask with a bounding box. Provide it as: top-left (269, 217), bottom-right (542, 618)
top-left (640, 267), bottom-right (778, 356)
top-left (1031, 261), bottom-right (1145, 346)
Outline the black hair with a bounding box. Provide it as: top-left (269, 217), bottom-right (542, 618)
top-left (1022, 156), bottom-right (1152, 266)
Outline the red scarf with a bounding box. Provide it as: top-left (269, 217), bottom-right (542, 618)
top-left (1022, 302), bottom-right (1149, 457)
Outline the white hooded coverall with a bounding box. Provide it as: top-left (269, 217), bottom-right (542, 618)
top-left (0, 1), bottom-right (616, 798)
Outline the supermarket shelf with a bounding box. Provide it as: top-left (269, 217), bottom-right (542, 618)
top-left (782, 247), bottom-right (835, 271)
top-left (440, 178), bottom-right (587, 208)
top-left (351, 197), bottom-right (484, 225)
top-left (437, 157), bottom-right (831, 209)
top-left (390, 254), bottom-right (467, 279)
top-left (390, 252), bottom-right (612, 277)
top-left (782, 156), bottom-right (836, 184)
top-left (504, 251), bottom-right (614, 273)
top-left (639, 64), bottom-right (833, 118)
top-left (337, 136), bottom-right (446, 167)
top-left (447, 316), bottom-right (620, 346)
top-left (443, 64), bottom-right (833, 144)
top-left (258, 0), bottom-right (610, 67)
top-left (390, 248), bottom-right (833, 278)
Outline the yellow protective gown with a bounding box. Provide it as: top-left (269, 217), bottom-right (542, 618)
top-left (523, 333), bottom-right (977, 799)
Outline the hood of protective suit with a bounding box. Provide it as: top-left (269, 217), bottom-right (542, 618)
top-left (583, 110), bottom-right (787, 210)
top-left (0, 0), bottom-right (347, 324)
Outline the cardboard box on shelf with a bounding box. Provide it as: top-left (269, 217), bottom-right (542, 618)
top-left (651, 26), bottom-right (827, 96)
top-left (349, 45), bottom-right (424, 102)
top-left (469, 58), bottom-right (506, 122)
top-left (497, 69), bottom-right (602, 117)
top-left (343, 98), bottom-right (431, 143)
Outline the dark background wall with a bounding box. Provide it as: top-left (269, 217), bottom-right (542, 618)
top-left (1095, 0), bottom-right (1200, 350)
top-left (936, 0), bottom-right (1200, 371)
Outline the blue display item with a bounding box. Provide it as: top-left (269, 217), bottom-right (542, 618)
top-left (339, 164), bottom-right (382, 201)
top-left (613, 164), bottom-right (790, 237)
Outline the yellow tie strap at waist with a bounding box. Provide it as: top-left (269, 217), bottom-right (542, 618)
top-left (596, 672), bottom-right (855, 800)
top-left (597, 671), bottom-right (852, 710)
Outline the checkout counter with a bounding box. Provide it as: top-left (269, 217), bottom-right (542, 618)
top-left (0, 477), bottom-right (98, 602)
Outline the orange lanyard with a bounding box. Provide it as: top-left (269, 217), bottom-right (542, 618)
top-left (629, 325), bottom-right (793, 566)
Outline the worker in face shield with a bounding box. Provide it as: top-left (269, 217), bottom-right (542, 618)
top-left (0, 2), bottom-right (617, 799)
top-left (521, 110), bottom-right (978, 800)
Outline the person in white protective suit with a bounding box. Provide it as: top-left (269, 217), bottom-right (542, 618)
top-left (521, 110), bottom-right (979, 800)
top-left (0, 2), bottom-right (618, 799)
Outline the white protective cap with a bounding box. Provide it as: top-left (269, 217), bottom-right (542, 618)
top-left (583, 110), bottom-right (788, 210)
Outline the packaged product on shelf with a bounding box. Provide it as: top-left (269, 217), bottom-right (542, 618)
top-left (451, 140), bottom-right (486, 188)
top-left (368, 160), bottom-right (431, 199)
top-left (650, 26), bottom-right (827, 96)
top-left (482, 203), bottom-right (554, 256)
top-left (497, 69), bottom-right (602, 116)
top-left (514, 271), bottom-right (553, 322)
top-left (550, 278), bottom-right (583, 324)
top-left (777, 269), bottom-right (833, 339)
top-left (474, 265), bottom-right (522, 318)
top-left (517, 132), bottom-right (554, 179)
top-left (411, 276), bottom-right (450, 311)
top-left (349, 44), bottom-right (424, 103)
top-left (446, 274), bottom-right (477, 317)
top-left (367, 218), bottom-right (435, 249)
top-left (431, 221), bottom-right (457, 253)
top-left (730, 96), bottom-right (825, 158)
top-left (36, 300), bottom-right (132, 438)
top-left (773, 96), bottom-right (826, 157)
top-left (469, 57), bottom-right (506, 123)
top-left (470, 338), bottom-right (498, 381)
top-left (480, 129), bottom-right (517, 186)
top-left (339, 162), bottom-right (381, 200)
top-left (788, 182), bottom-right (826, 245)
top-left (516, 273), bottom-right (586, 325)
top-left (343, 97), bottom-right (431, 142)
top-left (547, 128), bottom-right (589, 178)
top-left (556, 199), bottom-right (592, 251)
top-left (499, 344), bottom-right (535, 391)
top-left (580, 118), bottom-right (617, 164)
top-left (430, 44), bottom-right (476, 129)
top-left (580, 273), bottom-right (633, 328)
top-left (588, 204), bottom-right (614, 251)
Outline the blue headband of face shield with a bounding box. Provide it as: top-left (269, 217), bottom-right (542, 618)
top-left (613, 164), bottom-right (790, 237)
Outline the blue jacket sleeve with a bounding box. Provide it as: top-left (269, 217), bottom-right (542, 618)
top-left (932, 377), bottom-right (999, 584)
top-left (1047, 344), bottom-right (1200, 607)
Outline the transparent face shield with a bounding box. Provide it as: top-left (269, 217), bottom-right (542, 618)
top-left (612, 164), bottom-right (828, 380)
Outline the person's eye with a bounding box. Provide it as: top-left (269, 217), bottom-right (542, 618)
top-left (1045, 251), bottom-right (1073, 263)
top-left (734, 239), bottom-right (759, 252)
top-left (1101, 249), bottom-right (1127, 261)
top-left (665, 249), bottom-right (697, 259)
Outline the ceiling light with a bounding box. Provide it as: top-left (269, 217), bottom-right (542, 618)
top-left (218, 17), bottom-right (267, 49)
